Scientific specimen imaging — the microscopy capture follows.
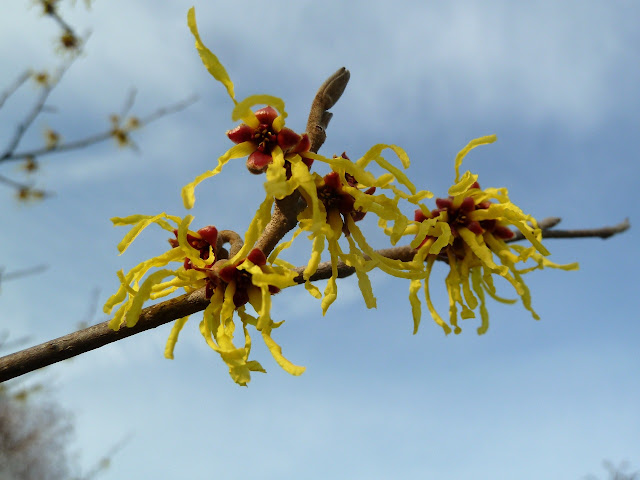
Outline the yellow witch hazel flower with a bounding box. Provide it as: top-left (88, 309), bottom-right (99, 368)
top-left (273, 148), bottom-right (434, 314)
top-left (104, 214), bottom-right (301, 385)
top-left (405, 135), bottom-right (578, 335)
top-left (181, 7), bottom-right (311, 210)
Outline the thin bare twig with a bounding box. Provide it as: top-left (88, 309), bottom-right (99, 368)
top-left (0, 71), bottom-right (32, 110)
top-left (0, 173), bottom-right (32, 190)
top-left (536, 218), bottom-right (630, 240)
top-left (46, 7), bottom-right (76, 35)
top-left (0, 57), bottom-right (78, 163)
top-left (0, 264), bottom-right (48, 283)
top-left (3, 95), bottom-right (198, 163)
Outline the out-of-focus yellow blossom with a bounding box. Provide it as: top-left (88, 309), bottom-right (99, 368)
top-left (405, 135), bottom-right (578, 335)
top-left (15, 186), bottom-right (46, 203)
top-left (38, 0), bottom-right (59, 16)
top-left (104, 213), bottom-right (301, 385)
top-left (43, 128), bottom-right (60, 149)
top-left (32, 71), bottom-right (50, 87)
top-left (109, 114), bottom-right (137, 148)
top-left (20, 156), bottom-right (39, 174)
top-left (56, 29), bottom-right (81, 55)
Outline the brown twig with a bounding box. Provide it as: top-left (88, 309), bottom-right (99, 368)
top-left (0, 264), bottom-right (48, 284)
top-left (0, 289), bottom-right (210, 383)
top-left (0, 57), bottom-right (77, 163)
top-left (255, 67), bottom-right (351, 257)
top-left (306, 67), bottom-right (350, 154)
top-left (535, 218), bottom-right (630, 240)
top-left (2, 95), bottom-right (198, 163)
top-left (0, 71), bottom-right (32, 110)
top-left (0, 217), bottom-right (629, 383)
top-left (218, 230), bottom-right (244, 259)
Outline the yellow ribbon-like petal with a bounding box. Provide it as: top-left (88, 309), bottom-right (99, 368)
top-left (261, 325), bottom-right (306, 376)
top-left (181, 141), bottom-right (256, 209)
top-left (164, 316), bottom-right (189, 359)
top-left (187, 7), bottom-right (236, 102)
top-left (453, 135), bottom-right (497, 182)
top-left (232, 94), bottom-right (287, 130)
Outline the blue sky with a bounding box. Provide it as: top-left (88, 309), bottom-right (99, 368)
top-left (1, 1), bottom-right (639, 479)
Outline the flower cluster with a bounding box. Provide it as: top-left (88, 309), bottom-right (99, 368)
top-left (105, 7), bottom-right (577, 385)
top-left (104, 214), bottom-right (300, 385)
top-left (108, 114), bottom-right (140, 148)
top-left (403, 136), bottom-right (578, 335)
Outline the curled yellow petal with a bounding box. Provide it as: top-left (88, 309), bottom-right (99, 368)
top-left (181, 142), bottom-right (256, 209)
top-left (121, 269), bottom-right (177, 328)
top-left (453, 135), bottom-right (497, 182)
top-left (424, 257), bottom-right (452, 335)
top-left (346, 235), bottom-right (376, 309)
top-left (448, 171), bottom-right (479, 197)
top-left (232, 94), bottom-right (287, 129)
top-left (164, 316), bottom-right (189, 359)
top-left (458, 227), bottom-right (507, 275)
top-left (231, 195), bottom-right (275, 263)
top-left (262, 326), bottom-right (305, 376)
top-left (187, 7), bottom-right (236, 102)
top-left (409, 278), bottom-right (422, 334)
top-left (320, 239), bottom-right (339, 315)
top-left (115, 213), bottom-right (174, 254)
top-left (470, 269), bottom-right (490, 335)
top-left (304, 234), bottom-right (325, 280)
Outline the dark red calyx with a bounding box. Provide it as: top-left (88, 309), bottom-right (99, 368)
top-left (218, 265), bottom-right (237, 283)
top-left (197, 226), bottom-right (218, 247)
top-left (435, 197), bottom-right (453, 210)
top-left (277, 128), bottom-right (302, 151)
top-left (414, 209), bottom-right (430, 222)
top-left (247, 248), bottom-right (267, 266)
top-left (246, 150), bottom-right (274, 174)
top-left (466, 220), bottom-right (484, 235)
top-left (254, 106), bottom-right (278, 124)
top-left (493, 225), bottom-right (515, 239)
top-left (481, 219), bottom-right (496, 231)
top-left (227, 124), bottom-right (254, 144)
top-left (301, 155), bottom-right (314, 169)
top-left (459, 196), bottom-right (476, 213)
top-left (295, 134), bottom-right (310, 154)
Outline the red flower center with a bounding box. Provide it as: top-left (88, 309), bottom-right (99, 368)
top-left (253, 123), bottom-right (277, 154)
